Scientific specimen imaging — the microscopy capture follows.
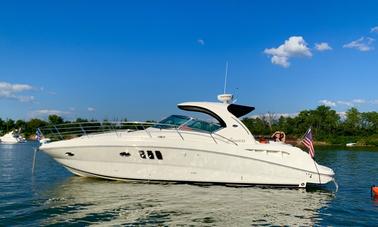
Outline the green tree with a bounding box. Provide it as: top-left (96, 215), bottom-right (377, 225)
top-left (292, 110), bottom-right (312, 136)
top-left (48, 115), bottom-right (64, 125)
top-left (15, 120), bottom-right (26, 131)
top-left (5, 119), bottom-right (15, 131)
top-left (75, 118), bottom-right (88, 123)
top-left (242, 117), bottom-right (270, 136)
top-left (274, 116), bottom-right (295, 135)
top-left (312, 105), bottom-right (340, 139)
top-left (0, 118), bottom-right (4, 134)
top-left (361, 111), bottom-right (378, 134)
top-left (24, 118), bottom-right (47, 138)
top-left (343, 107), bottom-right (361, 135)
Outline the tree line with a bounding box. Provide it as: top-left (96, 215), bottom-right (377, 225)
top-left (1, 105), bottom-right (377, 145)
top-left (0, 115), bottom-right (95, 139)
top-left (242, 105), bottom-right (378, 146)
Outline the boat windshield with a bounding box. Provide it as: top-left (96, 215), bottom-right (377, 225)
top-left (183, 119), bottom-right (222, 133)
top-left (153, 115), bottom-right (222, 133)
top-left (154, 115), bottom-right (191, 129)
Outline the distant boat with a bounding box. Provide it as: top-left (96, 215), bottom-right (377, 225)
top-left (0, 130), bottom-right (26, 144)
top-left (346, 143), bottom-right (357, 147)
top-left (39, 138), bottom-right (51, 144)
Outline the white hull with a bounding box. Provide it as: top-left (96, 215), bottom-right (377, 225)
top-left (42, 131), bottom-right (334, 188)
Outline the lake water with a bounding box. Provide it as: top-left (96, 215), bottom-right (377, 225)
top-left (1, 142), bottom-right (377, 226)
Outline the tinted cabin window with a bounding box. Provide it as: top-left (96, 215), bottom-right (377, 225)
top-left (139, 150), bottom-right (146, 159)
top-left (147, 150), bottom-right (154, 159)
top-left (155, 151), bottom-right (163, 160)
top-left (185, 120), bottom-right (221, 132)
top-left (153, 115), bottom-right (190, 129)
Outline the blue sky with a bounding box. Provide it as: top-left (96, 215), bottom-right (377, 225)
top-left (1, 0), bottom-right (378, 121)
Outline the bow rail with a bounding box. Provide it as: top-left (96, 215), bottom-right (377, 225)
top-left (38, 121), bottom-right (238, 146)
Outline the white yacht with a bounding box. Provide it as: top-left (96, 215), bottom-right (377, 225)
top-left (39, 94), bottom-right (335, 188)
top-left (0, 130), bottom-right (26, 144)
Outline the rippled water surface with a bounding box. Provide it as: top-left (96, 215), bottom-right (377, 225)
top-left (1, 143), bottom-right (377, 226)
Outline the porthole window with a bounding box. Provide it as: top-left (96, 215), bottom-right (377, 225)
top-left (155, 151), bottom-right (163, 160)
top-left (139, 150), bottom-right (146, 159)
top-left (147, 150), bottom-right (155, 159)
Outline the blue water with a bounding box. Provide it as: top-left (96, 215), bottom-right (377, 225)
top-left (1, 142), bottom-right (377, 226)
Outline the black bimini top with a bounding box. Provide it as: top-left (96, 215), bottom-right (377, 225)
top-left (227, 104), bottom-right (255, 118)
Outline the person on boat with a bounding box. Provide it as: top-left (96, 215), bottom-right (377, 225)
top-left (259, 137), bottom-right (268, 144)
top-left (271, 131), bottom-right (286, 143)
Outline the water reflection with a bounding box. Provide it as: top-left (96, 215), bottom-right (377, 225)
top-left (40, 177), bottom-right (334, 226)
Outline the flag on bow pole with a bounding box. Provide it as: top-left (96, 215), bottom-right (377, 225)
top-left (302, 128), bottom-right (315, 158)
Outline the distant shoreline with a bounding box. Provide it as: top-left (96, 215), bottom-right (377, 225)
top-left (266, 137), bottom-right (378, 151)
top-left (314, 145), bottom-right (378, 152)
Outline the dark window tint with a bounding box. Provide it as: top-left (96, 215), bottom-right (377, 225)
top-left (155, 151), bottom-right (163, 160)
top-left (147, 150), bottom-right (154, 159)
top-left (139, 150), bottom-right (146, 159)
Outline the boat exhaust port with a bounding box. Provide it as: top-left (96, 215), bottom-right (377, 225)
top-left (120, 152), bottom-right (131, 157)
top-left (65, 152), bottom-right (74, 157)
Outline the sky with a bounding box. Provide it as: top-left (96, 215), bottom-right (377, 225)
top-left (1, 0), bottom-right (378, 121)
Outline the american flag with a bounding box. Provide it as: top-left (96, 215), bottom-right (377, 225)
top-left (36, 129), bottom-right (42, 141)
top-left (302, 128), bottom-right (315, 158)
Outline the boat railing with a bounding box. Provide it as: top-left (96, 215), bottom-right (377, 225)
top-left (38, 121), bottom-right (238, 146)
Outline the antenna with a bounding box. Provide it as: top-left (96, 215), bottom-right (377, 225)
top-left (223, 61), bottom-right (228, 94)
top-left (218, 61), bottom-right (234, 104)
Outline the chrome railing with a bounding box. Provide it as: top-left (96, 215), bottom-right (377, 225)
top-left (38, 121), bottom-right (238, 146)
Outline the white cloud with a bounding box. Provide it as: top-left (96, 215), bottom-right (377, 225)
top-left (315, 42), bottom-right (332, 51)
top-left (40, 86), bottom-right (56, 95)
top-left (264, 36), bottom-right (312, 68)
top-left (30, 109), bottom-right (71, 117)
top-left (197, 39), bottom-right (205, 45)
top-left (343, 37), bottom-right (375, 51)
top-left (0, 82), bottom-right (32, 92)
top-left (337, 112), bottom-right (347, 119)
top-left (319, 99), bottom-right (336, 107)
top-left (337, 100), bottom-right (353, 106)
top-left (338, 99), bottom-right (366, 106)
top-left (0, 81), bottom-right (35, 102)
top-left (371, 26), bottom-right (378, 33)
top-left (18, 96), bottom-right (35, 102)
top-left (352, 99), bottom-right (366, 104)
top-left (87, 107), bottom-right (96, 112)
top-left (319, 99), bottom-right (370, 107)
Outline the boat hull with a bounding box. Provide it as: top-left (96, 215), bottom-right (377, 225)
top-left (41, 144), bottom-right (334, 188)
